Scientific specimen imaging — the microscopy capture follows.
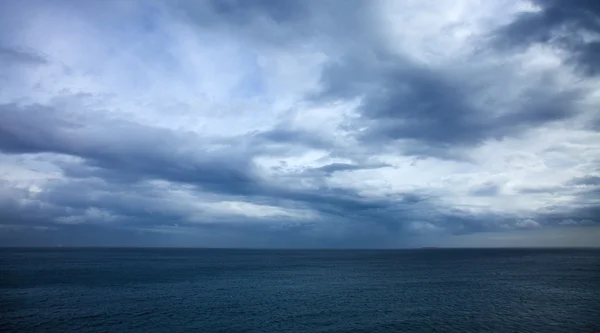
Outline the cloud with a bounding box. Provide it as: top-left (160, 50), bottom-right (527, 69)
top-left (314, 10), bottom-right (593, 154)
top-left (494, 0), bottom-right (600, 75)
top-left (0, 46), bottom-right (47, 65)
top-left (0, 0), bottom-right (598, 247)
top-left (570, 175), bottom-right (600, 186)
top-left (311, 162), bottom-right (391, 175)
top-left (0, 102), bottom-right (258, 194)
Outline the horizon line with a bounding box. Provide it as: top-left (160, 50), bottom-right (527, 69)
top-left (1, 246), bottom-right (599, 250)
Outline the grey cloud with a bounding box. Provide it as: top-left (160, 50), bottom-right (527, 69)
top-left (172, 0), bottom-right (369, 48)
top-left (0, 172), bottom-right (425, 247)
top-left (517, 186), bottom-right (566, 195)
top-left (253, 128), bottom-right (332, 150)
top-left (311, 162), bottom-right (390, 175)
top-left (495, 0), bottom-right (600, 76)
top-left (0, 103), bottom-right (259, 195)
top-left (470, 183), bottom-right (501, 197)
top-left (316, 44), bottom-right (587, 155)
top-left (536, 205), bottom-right (600, 227)
top-left (570, 175), bottom-right (600, 186)
top-left (317, 57), bottom-right (481, 145)
top-left (516, 177), bottom-right (600, 227)
top-left (0, 101), bottom-right (425, 234)
top-left (0, 46), bottom-right (47, 65)
top-left (0, 100), bottom-right (425, 233)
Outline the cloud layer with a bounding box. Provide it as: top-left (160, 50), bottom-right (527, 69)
top-left (1, 0), bottom-right (599, 247)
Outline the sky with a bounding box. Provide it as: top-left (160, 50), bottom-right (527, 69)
top-left (0, 0), bottom-right (599, 248)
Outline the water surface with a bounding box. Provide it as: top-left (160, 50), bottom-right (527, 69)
top-left (1, 248), bottom-right (599, 332)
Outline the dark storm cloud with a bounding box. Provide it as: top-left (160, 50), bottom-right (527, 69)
top-left (0, 168), bottom-right (432, 247)
top-left (496, 0), bottom-right (600, 75)
top-left (0, 184), bottom-right (54, 226)
top-left (534, 204), bottom-right (600, 227)
top-left (570, 175), bottom-right (600, 186)
top-left (315, 37), bottom-right (587, 155)
top-left (0, 103), bottom-right (259, 195)
top-left (0, 99), bottom-right (411, 218)
top-left (0, 102), bottom-right (378, 228)
top-left (510, 174), bottom-right (600, 227)
top-left (506, 174), bottom-right (600, 228)
top-left (0, 101), bottom-right (434, 240)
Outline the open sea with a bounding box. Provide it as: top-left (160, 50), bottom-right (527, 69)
top-left (1, 248), bottom-right (599, 332)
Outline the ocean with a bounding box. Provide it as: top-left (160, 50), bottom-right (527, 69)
top-left (1, 248), bottom-right (599, 332)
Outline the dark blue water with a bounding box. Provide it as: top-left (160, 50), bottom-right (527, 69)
top-left (1, 248), bottom-right (599, 332)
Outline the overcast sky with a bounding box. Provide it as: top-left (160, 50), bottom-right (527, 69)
top-left (1, 0), bottom-right (599, 248)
